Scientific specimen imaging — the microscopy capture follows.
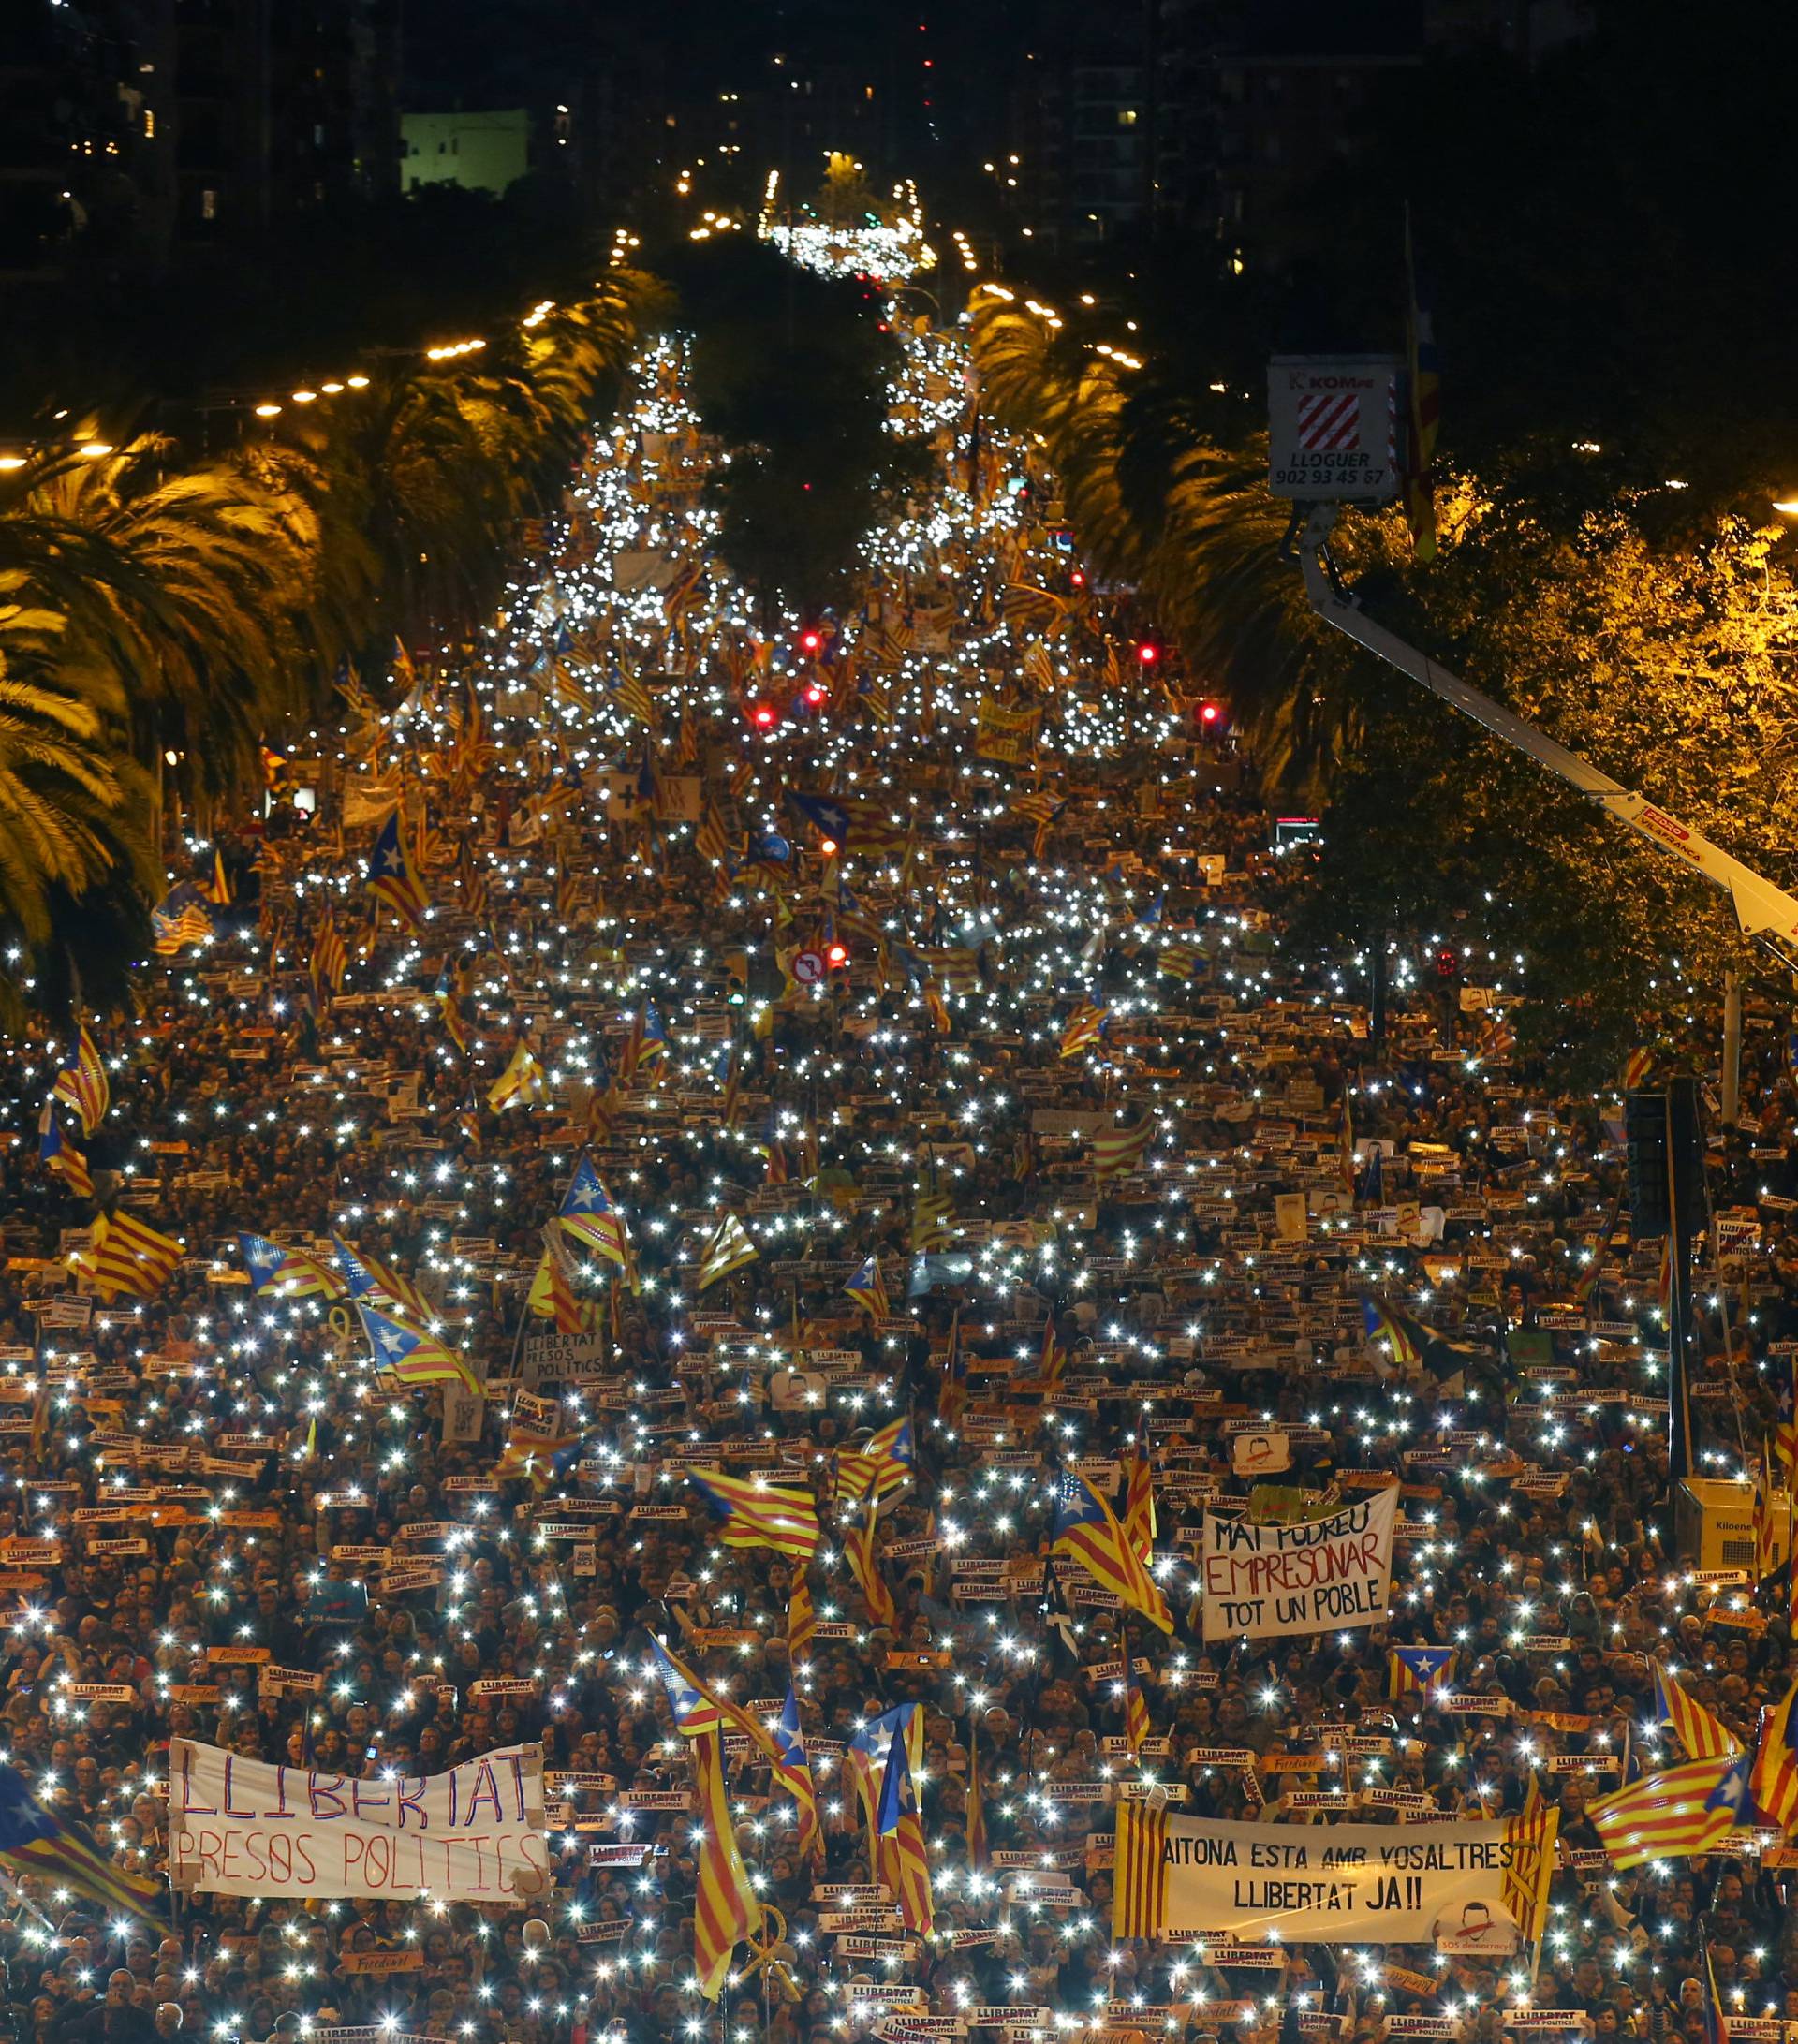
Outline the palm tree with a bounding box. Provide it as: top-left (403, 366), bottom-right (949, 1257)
top-left (295, 275), bottom-right (655, 654)
top-left (0, 269), bottom-right (659, 1018)
top-left (0, 429), bottom-right (328, 815)
top-left (0, 602), bottom-right (156, 1009)
top-left (967, 289), bottom-right (1363, 796)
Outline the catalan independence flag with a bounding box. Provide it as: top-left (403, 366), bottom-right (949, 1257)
top-left (331, 1235), bottom-right (433, 1325)
top-left (487, 1037), bottom-right (550, 1112)
top-left (1121, 1620), bottom-right (1152, 1757)
top-left (844, 1255), bottom-right (891, 1320)
top-left (38, 1105), bottom-right (94, 1201)
top-left (1748, 1672), bottom-right (1798, 1839)
top-left (835, 1415), bottom-right (913, 1506)
top-left (1058, 1000), bottom-right (1108, 1060)
top-left (366, 808), bottom-right (428, 931)
top-left (1387, 1644), bottom-right (1454, 1698)
top-left (0, 1763), bottom-right (163, 1920)
top-left (1362, 1293), bottom-right (1427, 1370)
top-left (1092, 1114), bottom-right (1155, 1182)
top-left (774, 1683), bottom-right (823, 1863)
top-left (1123, 1445), bottom-right (1157, 1566)
top-left (1654, 1659), bottom-right (1743, 1762)
top-left (845, 1491), bottom-right (895, 1627)
top-left (1588, 1749), bottom-right (1753, 1867)
top-left (1051, 1471), bottom-right (1172, 1633)
top-left (526, 1242), bottom-right (590, 1335)
top-left (355, 1301), bottom-right (479, 1397)
top-left (52, 1024), bottom-right (110, 1136)
top-left (77, 1211), bottom-right (182, 1301)
top-left (150, 887), bottom-right (215, 957)
top-left (558, 1154), bottom-right (630, 1270)
top-left (691, 1728), bottom-right (760, 2001)
top-left (238, 1233), bottom-right (343, 1300)
top-left (646, 1636), bottom-right (784, 1766)
top-left (787, 1568), bottom-right (817, 1669)
top-left (688, 1467), bottom-right (820, 1560)
top-left (875, 1725), bottom-right (934, 1934)
top-left (311, 910), bottom-right (347, 1003)
top-left (696, 1213), bottom-right (759, 1291)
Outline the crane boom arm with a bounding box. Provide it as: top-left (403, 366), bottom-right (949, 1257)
top-left (1294, 505), bottom-right (1798, 970)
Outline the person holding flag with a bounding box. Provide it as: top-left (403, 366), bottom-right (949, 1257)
top-left (1050, 1469), bottom-right (1173, 1633)
top-left (366, 807), bottom-right (429, 931)
top-left (844, 1253), bottom-right (890, 1319)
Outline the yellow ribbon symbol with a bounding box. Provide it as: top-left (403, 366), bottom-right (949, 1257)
top-left (736, 1906), bottom-right (798, 1999)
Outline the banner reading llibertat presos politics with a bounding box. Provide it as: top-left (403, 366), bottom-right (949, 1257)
top-left (1199, 1487), bottom-right (1398, 1641)
top-left (1120, 1812), bottom-right (1538, 1946)
top-left (169, 1740), bottom-right (548, 1901)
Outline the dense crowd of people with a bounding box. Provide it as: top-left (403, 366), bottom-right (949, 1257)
top-left (0, 280), bottom-right (1792, 2044)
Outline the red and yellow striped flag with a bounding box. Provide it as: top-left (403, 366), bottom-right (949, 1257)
top-left (1058, 1000), bottom-right (1108, 1060)
top-left (1121, 1622), bottom-right (1152, 1757)
top-left (1112, 1795), bottom-right (1170, 1935)
top-left (1123, 1444), bottom-right (1157, 1566)
top-left (1093, 1113), bottom-right (1155, 1182)
top-left (527, 1242), bottom-right (590, 1335)
top-left (1749, 1673), bottom-right (1798, 1840)
top-left (1052, 1471), bottom-right (1172, 1633)
top-left (845, 1492), bottom-right (896, 1627)
top-left (76, 1211), bottom-right (182, 1301)
top-left (787, 1567), bottom-right (817, 1669)
top-left (312, 912), bottom-right (347, 1003)
top-left (1651, 1660), bottom-right (1742, 1761)
top-left (875, 1735), bottom-right (934, 1934)
top-left (1588, 1750), bottom-right (1751, 1867)
top-left (1498, 1781), bottom-right (1558, 1950)
top-left (691, 1728), bottom-right (761, 2000)
top-left (688, 1468), bottom-right (820, 1560)
top-left (696, 1213), bottom-right (759, 1290)
top-left (52, 1024), bottom-right (110, 1136)
top-left (834, 1414), bottom-right (913, 1505)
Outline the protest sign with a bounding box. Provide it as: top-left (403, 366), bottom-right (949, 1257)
top-left (1122, 1813), bottom-right (1524, 1942)
top-left (169, 1739), bottom-right (547, 1901)
top-left (1200, 1489), bottom-right (1396, 1641)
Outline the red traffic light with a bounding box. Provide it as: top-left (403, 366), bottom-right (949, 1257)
top-left (800, 630), bottom-right (821, 654)
top-left (825, 942), bottom-right (848, 968)
top-left (803, 683), bottom-right (827, 706)
top-left (1069, 568), bottom-right (1087, 588)
top-left (1199, 701), bottom-right (1220, 725)
top-left (752, 704), bottom-right (777, 728)
top-left (1136, 641), bottom-right (1160, 665)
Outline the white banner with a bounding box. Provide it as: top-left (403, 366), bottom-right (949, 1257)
top-left (169, 1741), bottom-right (547, 1901)
top-left (521, 1329), bottom-right (607, 1383)
top-left (1159, 1815), bottom-right (1520, 1943)
top-left (1200, 1488), bottom-right (1396, 1640)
